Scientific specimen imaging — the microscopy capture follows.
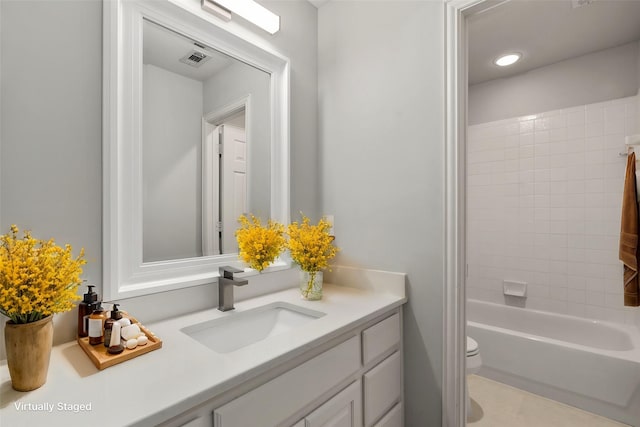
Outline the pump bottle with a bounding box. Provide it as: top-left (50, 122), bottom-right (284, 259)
top-left (77, 284), bottom-right (98, 338)
top-left (104, 303), bottom-right (123, 348)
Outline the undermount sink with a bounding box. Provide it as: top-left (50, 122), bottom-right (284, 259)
top-left (181, 302), bottom-right (326, 354)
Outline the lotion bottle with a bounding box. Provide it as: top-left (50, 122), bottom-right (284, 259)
top-left (77, 284), bottom-right (98, 338)
top-left (88, 302), bottom-right (106, 345)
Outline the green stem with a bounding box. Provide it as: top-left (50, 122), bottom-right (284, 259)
top-left (304, 271), bottom-right (317, 298)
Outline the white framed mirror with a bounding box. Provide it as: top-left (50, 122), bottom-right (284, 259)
top-left (103, 0), bottom-right (290, 300)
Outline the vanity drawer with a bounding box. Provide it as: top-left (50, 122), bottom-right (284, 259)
top-left (362, 313), bottom-right (400, 365)
top-left (363, 352), bottom-right (401, 427)
top-left (214, 335), bottom-right (360, 427)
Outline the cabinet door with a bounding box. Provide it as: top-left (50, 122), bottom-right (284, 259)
top-left (363, 352), bottom-right (401, 426)
top-left (373, 403), bottom-right (402, 427)
top-left (305, 380), bottom-right (362, 427)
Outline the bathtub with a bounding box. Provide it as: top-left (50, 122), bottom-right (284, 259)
top-left (467, 299), bottom-right (640, 426)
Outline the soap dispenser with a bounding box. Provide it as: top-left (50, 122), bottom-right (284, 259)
top-left (77, 284), bottom-right (98, 338)
top-left (103, 303), bottom-right (123, 348)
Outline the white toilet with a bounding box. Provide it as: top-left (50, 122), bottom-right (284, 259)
top-left (466, 336), bottom-right (482, 418)
top-left (467, 336), bottom-right (482, 374)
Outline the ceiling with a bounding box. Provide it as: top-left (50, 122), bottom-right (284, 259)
top-left (151, 0), bottom-right (640, 85)
top-left (143, 19), bottom-right (236, 82)
top-left (468, 0), bottom-right (640, 85)
top-left (308, 0), bottom-right (330, 8)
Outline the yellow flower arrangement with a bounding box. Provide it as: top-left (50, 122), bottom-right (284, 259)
top-left (287, 214), bottom-right (339, 298)
top-left (0, 225), bottom-right (86, 324)
top-left (235, 214), bottom-right (286, 272)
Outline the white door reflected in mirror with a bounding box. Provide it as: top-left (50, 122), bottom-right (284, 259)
top-left (202, 122), bottom-right (247, 257)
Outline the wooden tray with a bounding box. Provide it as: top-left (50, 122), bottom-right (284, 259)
top-left (77, 318), bottom-right (162, 370)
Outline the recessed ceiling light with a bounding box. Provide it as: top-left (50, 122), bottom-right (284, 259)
top-left (494, 53), bottom-right (521, 67)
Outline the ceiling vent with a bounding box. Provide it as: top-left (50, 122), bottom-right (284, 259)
top-left (572, 0), bottom-right (594, 8)
top-left (179, 50), bottom-right (211, 68)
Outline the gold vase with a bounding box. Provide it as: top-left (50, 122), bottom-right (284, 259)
top-left (4, 315), bottom-right (53, 391)
top-left (300, 270), bottom-right (323, 301)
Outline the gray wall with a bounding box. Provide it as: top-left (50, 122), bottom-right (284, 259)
top-left (143, 64), bottom-right (203, 262)
top-left (1, 0), bottom-right (103, 350)
top-left (318, 2), bottom-right (444, 426)
top-left (469, 41), bottom-right (640, 125)
top-left (0, 0), bottom-right (318, 350)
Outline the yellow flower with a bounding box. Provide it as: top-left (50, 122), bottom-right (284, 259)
top-left (235, 215), bottom-right (286, 272)
top-left (287, 214), bottom-right (339, 274)
top-left (0, 225), bottom-right (86, 324)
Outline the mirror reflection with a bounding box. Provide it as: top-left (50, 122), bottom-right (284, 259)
top-left (142, 19), bottom-right (271, 263)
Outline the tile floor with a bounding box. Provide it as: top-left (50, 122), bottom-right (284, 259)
top-left (467, 375), bottom-right (631, 427)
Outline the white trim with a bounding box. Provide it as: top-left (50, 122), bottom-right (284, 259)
top-left (202, 121), bottom-right (221, 256)
top-left (443, 1), bottom-right (487, 426)
top-left (203, 96), bottom-right (251, 126)
top-left (103, 0), bottom-right (290, 300)
top-left (103, 0), bottom-right (120, 301)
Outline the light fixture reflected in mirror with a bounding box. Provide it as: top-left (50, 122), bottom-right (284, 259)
top-left (202, 0), bottom-right (280, 35)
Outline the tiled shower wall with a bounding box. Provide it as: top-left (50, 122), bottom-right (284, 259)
top-left (467, 95), bottom-right (639, 325)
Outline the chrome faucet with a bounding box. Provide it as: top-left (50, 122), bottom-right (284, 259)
top-left (218, 266), bottom-right (249, 311)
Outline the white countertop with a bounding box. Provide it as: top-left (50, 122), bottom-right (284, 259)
top-left (0, 274), bottom-right (406, 427)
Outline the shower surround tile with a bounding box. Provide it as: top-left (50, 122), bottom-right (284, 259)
top-left (467, 96), bottom-right (638, 326)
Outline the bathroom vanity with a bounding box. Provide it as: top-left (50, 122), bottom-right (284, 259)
top-left (167, 301), bottom-right (403, 427)
top-left (0, 270), bottom-right (406, 427)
